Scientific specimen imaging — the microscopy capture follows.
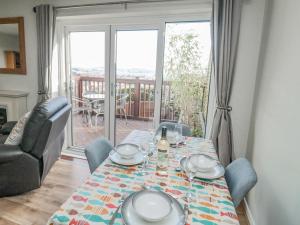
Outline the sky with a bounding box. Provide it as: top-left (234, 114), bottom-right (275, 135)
top-left (70, 22), bottom-right (211, 74)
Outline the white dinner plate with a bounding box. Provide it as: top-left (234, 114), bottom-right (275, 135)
top-left (121, 191), bottom-right (185, 225)
top-left (132, 190), bottom-right (173, 222)
top-left (109, 151), bottom-right (144, 166)
top-left (189, 154), bottom-right (217, 172)
top-left (180, 157), bottom-right (225, 179)
top-left (115, 143), bottom-right (140, 159)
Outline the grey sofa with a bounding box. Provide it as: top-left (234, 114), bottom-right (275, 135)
top-left (0, 96), bottom-right (71, 197)
top-left (0, 121), bottom-right (17, 144)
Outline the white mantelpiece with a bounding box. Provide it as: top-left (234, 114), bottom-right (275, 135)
top-left (0, 90), bottom-right (29, 121)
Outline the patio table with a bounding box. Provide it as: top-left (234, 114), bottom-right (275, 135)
top-left (83, 93), bottom-right (105, 101)
top-left (47, 130), bottom-right (239, 225)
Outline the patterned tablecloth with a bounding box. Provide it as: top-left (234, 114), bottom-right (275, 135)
top-left (47, 130), bottom-right (239, 225)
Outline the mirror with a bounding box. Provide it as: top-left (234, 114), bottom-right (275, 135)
top-left (0, 17), bottom-right (26, 74)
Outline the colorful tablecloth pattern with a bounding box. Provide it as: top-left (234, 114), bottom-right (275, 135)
top-left (47, 131), bottom-right (239, 225)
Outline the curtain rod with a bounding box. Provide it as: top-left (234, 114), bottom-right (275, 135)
top-left (33, 0), bottom-right (185, 13)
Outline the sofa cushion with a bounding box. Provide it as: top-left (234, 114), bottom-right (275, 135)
top-left (21, 96), bottom-right (68, 153)
top-left (5, 112), bottom-right (31, 145)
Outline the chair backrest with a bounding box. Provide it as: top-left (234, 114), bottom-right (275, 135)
top-left (72, 97), bottom-right (90, 109)
top-left (85, 138), bottom-right (113, 173)
top-left (225, 158), bottom-right (257, 207)
top-left (156, 121), bottom-right (192, 137)
top-left (21, 96), bottom-right (71, 159)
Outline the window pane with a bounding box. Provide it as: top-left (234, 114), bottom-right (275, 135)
top-left (161, 22), bottom-right (211, 137)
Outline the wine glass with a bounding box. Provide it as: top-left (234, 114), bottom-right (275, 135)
top-left (174, 123), bottom-right (183, 170)
top-left (148, 118), bottom-right (157, 153)
top-left (183, 157), bottom-right (197, 203)
top-left (139, 143), bottom-right (151, 175)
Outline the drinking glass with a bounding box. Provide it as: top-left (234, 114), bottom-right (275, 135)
top-left (183, 157), bottom-right (196, 202)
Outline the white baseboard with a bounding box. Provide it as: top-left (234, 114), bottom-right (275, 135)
top-left (244, 199), bottom-right (256, 225)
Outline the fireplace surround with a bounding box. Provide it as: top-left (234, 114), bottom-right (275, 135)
top-left (0, 105), bottom-right (7, 125)
top-left (0, 90), bottom-right (28, 122)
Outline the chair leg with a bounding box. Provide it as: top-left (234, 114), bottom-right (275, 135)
top-left (95, 114), bottom-right (98, 128)
top-left (88, 112), bottom-right (93, 128)
top-left (122, 108), bottom-right (128, 124)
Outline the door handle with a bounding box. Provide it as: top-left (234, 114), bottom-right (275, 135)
top-left (111, 83), bottom-right (115, 97)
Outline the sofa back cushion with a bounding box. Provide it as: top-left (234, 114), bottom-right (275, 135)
top-left (21, 96), bottom-right (68, 155)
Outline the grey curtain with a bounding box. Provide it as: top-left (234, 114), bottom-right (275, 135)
top-left (210, 0), bottom-right (242, 166)
top-left (36, 4), bottom-right (56, 102)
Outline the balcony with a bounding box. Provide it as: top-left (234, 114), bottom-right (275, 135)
top-left (72, 75), bottom-right (208, 146)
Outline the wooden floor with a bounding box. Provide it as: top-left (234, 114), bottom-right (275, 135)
top-left (0, 158), bottom-right (250, 225)
top-left (0, 158), bottom-right (90, 225)
top-left (73, 114), bottom-right (153, 146)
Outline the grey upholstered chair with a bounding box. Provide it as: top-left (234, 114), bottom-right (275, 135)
top-left (225, 158), bottom-right (257, 207)
top-left (156, 122), bottom-right (192, 137)
top-left (85, 138), bottom-right (113, 173)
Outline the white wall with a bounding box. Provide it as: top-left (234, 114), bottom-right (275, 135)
top-left (230, 0), bottom-right (267, 158)
top-left (246, 0), bottom-right (300, 224)
top-left (0, 0), bottom-right (38, 109)
top-left (0, 32), bottom-right (19, 67)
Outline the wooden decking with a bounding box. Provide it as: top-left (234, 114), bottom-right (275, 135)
top-left (72, 114), bottom-right (153, 146)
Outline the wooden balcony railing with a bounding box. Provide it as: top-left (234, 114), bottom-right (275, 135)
top-left (72, 75), bottom-right (205, 121)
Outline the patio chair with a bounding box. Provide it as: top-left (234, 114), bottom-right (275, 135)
top-left (225, 158), bottom-right (257, 207)
top-left (116, 93), bottom-right (128, 124)
top-left (72, 96), bottom-right (91, 124)
top-left (89, 99), bottom-right (105, 128)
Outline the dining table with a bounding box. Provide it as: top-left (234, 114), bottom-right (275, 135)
top-left (47, 130), bottom-right (240, 225)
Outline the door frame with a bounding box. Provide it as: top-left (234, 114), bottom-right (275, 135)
top-left (57, 13), bottom-right (213, 150)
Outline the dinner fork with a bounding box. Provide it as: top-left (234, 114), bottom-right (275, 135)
top-left (109, 194), bottom-right (127, 225)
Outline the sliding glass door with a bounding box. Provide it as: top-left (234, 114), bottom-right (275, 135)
top-left (63, 20), bottom-right (211, 151)
top-left (110, 25), bottom-right (164, 144)
top-left (65, 26), bottom-right (110, 149)
top-left (65, 24), bottom-right (163, 147)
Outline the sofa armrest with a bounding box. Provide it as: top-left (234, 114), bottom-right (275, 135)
top-left (0, 121), bottom-right (17, 135)
top-left (0, 144), bottom-right (23, 164)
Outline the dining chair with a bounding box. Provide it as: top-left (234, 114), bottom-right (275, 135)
top-left (156, 121), bottom-right (192, 137)
top-left (84, 138), bottom-right (113, 173)
top-left (225, 158), bottom-right (257, 207)
top-left (116, 93), bottom-right (128, 124)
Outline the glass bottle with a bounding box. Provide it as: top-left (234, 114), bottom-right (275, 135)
top-left (156, 126), bottom-right (169, 174)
